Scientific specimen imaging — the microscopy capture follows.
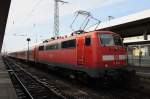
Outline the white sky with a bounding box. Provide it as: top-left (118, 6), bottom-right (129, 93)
top-left (3, 0), bottom-right (123, 52)
top-left (2, 0), bottom-right (150, 53)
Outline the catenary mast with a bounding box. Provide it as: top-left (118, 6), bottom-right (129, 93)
top-left (53, 0), bottom-right (68, 37)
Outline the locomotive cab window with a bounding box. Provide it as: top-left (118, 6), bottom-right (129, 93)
top-left (39, 45), bottom-right (44, 51)
top-left (114, 36), bottom-right (123, 46)
top-left (85, 37), bottom-right (91, 46)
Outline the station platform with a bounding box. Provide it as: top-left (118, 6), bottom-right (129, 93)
top-left (0, 55), bottom-right (17, 99)
top-left (129, 66), bottom-right (150, 78)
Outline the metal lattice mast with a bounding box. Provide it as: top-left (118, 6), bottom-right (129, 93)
top-left (54, 0), bottom-right (59, 37)
top-left (54, 0), bottom-right (68, 37)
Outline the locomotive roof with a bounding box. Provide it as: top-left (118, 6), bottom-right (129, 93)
top-left (38, 30), bottom-right (117, 46)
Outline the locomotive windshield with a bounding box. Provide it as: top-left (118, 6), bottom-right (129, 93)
top-left (99, 34), bottom-right (123, 46)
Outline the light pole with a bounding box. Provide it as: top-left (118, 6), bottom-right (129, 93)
top-left (26, 38), bottom-right (31, 62)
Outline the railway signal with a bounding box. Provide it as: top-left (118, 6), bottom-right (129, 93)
top-left (26, 38), bottom-right (31, 62)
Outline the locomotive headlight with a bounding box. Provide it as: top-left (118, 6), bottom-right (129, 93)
top-left (104, 64), bottom-right (108, 67)
top-left (119, 55), bottom-right (126, 60)
top-left (102, 55), bottom-right (114, 61)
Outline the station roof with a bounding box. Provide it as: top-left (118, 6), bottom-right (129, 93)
top-left (0, 0), bottom-right (11, 52)
top-left (89, 9), bottom-right (150, 38)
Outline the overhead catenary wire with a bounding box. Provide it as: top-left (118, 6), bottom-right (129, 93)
top-left (21, 0), bottom-right (44, 22)
top-left (6, 0), bottom-right (43, 37)
top-left (11, 0), bottom-right (45, 28)
top-left (7, 0), bottom-right (48, 42)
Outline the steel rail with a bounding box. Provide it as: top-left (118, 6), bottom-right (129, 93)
top-left (4, 58), bottom-right (66, 99)
top-left (10, 70), bottom-right (34, 99)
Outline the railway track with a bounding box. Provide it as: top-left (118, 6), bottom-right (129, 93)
top-left (4, 57), bottom-right (150, 99)
top-left (3, 58), bottom-right (66, 99)
top-left (7, 58), bottom-right (93, 99)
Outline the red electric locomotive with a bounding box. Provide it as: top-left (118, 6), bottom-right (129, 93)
top-left (9, 30), bottom-right (132, 81)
